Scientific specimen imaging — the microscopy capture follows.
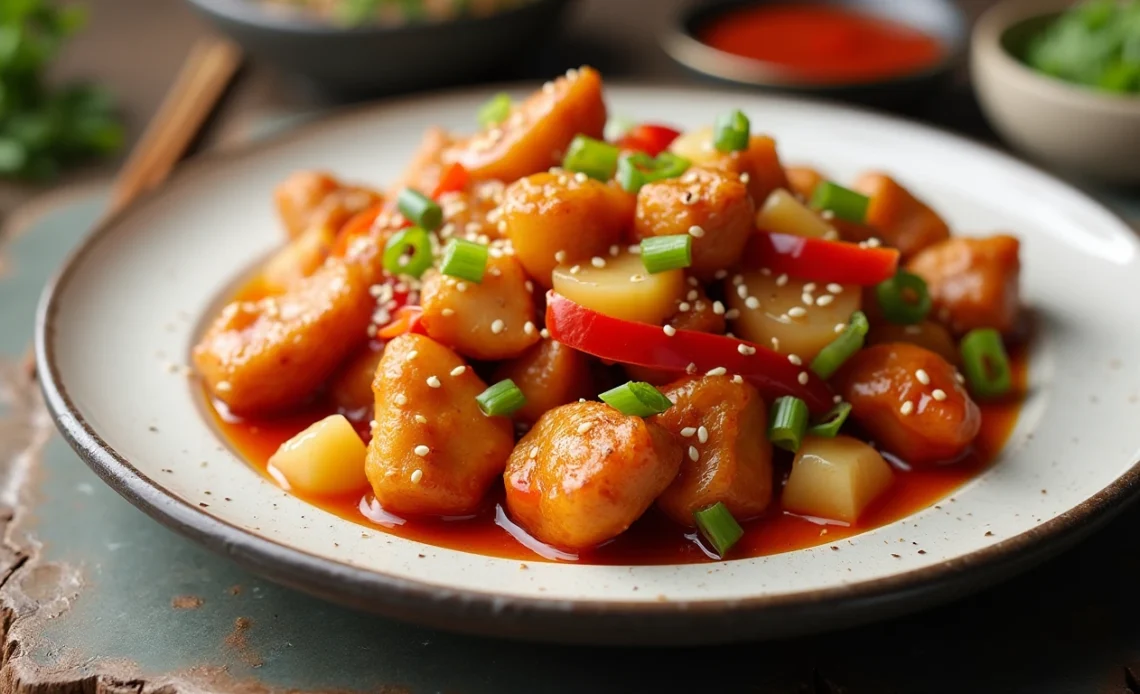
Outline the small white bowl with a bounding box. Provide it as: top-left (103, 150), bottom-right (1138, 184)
top-left (971, 0), bottom-right (1140, 185)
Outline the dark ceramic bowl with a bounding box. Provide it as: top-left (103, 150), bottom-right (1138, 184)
top-left (184, 0), bottom-right (573, 99)
top-left (661, 0), bottom-right (967, 107)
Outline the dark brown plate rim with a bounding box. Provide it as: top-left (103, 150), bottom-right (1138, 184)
top-left (33, 81), bottom-right (1140, 645)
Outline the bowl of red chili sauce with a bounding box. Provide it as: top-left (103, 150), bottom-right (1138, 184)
top-left (662, 0), bottom-right (966, 105)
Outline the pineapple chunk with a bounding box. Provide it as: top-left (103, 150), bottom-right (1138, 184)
top-left (755, 188), bottom-right (835, 239)
top-left (552, 251), bottom-right (684, 325)
top-left (781, 435), bottom-right (893, 523)
top-left (268, 414), bottom-right (369, 496)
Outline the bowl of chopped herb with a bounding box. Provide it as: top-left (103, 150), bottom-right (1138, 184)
top-left (971, 0), bottom-right (1140, 185)
top-left (184, 0), bottom-right (573, 99)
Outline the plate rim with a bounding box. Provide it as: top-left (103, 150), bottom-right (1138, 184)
top-left (34, 80), bottom-right (1140, 642)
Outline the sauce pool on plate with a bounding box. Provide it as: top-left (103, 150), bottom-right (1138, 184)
top-left (697, 4), bottom-right (945, 84)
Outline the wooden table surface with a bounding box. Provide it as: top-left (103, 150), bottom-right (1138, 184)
top-left (2, 2), bottom-right (1140, 692)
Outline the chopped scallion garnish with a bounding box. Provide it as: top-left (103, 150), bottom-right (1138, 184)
top-left (477, 92), bottom-right (512, 128)
top-left (562, 135), bottom-right (620, 180)
top-left (440, 238), bottom-right (489, 283)
top-left (959, 328), bottom-right (1013, 399)
top-left (810, 310), bottom-right (870, 379)
top-left (713, 109), bottom-right (750, 152)
top-left (768, 396), bottom-right (809, 452)
top-left (476, 379), bottom-right (527, 417)
top-left (382, 227), bottom-right (433, 278)
top-left (810, 181), bottom-right (870, 223)
top-left (599, 381), bottom-right (674, 417)
top-left (875, 271), bottom-right (932, 325)
top-left (397, 188), bottom-right (443, 231)
top-left (806, 402), bottom-right (853, 437)
top-left (693, 502), bottom-right (744, 557)
top-left (616, 151), bottom-right (690, 193)
top-left (639, 234), bottom-right (692, 274)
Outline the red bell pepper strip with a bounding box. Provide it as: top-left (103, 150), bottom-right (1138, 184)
top-left (545, 292), bottom-right (833, 413)
top-left (377, 305), bottom-right (425, 340)
top-left (743, 230), bottom-right (900, 286)
top-left (432, 162), bottom-right (470, 198)
top-left (616, 124), bottom-right (682, 157)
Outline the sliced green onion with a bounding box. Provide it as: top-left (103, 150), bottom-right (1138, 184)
top-left (875, 271), bottom-right (932, 325)
top-left (959, 328), bottom-right (1013, 399)
top-left (810, 181), bottom-right (870, 223)
top-left (713, 109), bottom-right (750, 153)
top-left (477, 92), bottom-right (512, 128)
top-left (616, 151), bottom-right (691, 193)
top-left (693, 502), bottom-right (744, 557)
top-left (476, 379), bottom-right (527, 417)
top-left (397, 188), bottom-right (443, 231)
top-left (440, 238), bottom-right (488, 283)
top-left (603, 114), bottom-right (637, 142)
top-left (639, 234), bottom-right (692, 274)
top-left (768, 396), bottom-right (809, 452)
top-left (599, 381), bottom-right (674, 417)
top-left (562, 135), bottom-right (620, 180)
top-left (810, 310), bottom-right (870, 379)
top-left (382, 227), bottom-right (434, 278)
top-left (807, 402), bottom-right (853, 437)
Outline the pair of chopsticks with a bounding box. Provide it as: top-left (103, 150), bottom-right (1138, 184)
top-left (22, 36), bottom-right (243, 379)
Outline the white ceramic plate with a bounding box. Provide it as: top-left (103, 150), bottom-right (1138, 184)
top-left (36, 84), bottom-right (1140, 645)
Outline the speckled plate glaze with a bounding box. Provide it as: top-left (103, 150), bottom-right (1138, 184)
top-left (35, 84), bottom-right (1140, 645)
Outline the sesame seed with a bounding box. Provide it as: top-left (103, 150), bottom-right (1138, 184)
top-left (688, 277), bottom-right (700, 287)
top-left (866, 237), bottom-right (882, 248)
top-left (525, 280), bottom-right (534, 293)
top-left (569, 265), bottom-right (581, 274)
top-left (609, 244), bottom-right (620, 257)
top-left (688, 225), bottom-right (706, 238)
top-left (686, 362), bottom-right (698, 374)
top-left (725, 309), bottom-right (741, 320)
top-left (414, 414), bottom-right (428, 424)
top-left (745, 296), bottom-right (761, 310)
top-left (490, 319), bottom-right (506, 334)
top-left (955, 372), bottom-right (966, 384)
top-left (687, 289), bottom-right (699, 301)
top-left (816, 295), bottom-right (835, 306)
top-left (529, 446), bottom-right (539, 459)
top-left (788, 354), bottom-right (802, 366)
top-left (540, 328), bottom-right (551, 339)
top-left (524, 321), bottom-right (536, 335)
top-left (630, 274), bottom-right (646, 282)
top-left (441, 308), bottom-right (455, 316)
top-left (697, 426), bottom-right (709, 443)
top-left (834, 323), bottom-right (846, 333)
top-left (395, 394), bottom-right (408, 406)
top-left (688, 446), bottom-right (700, 462)
top-left (450, 366), bottom-right (467, 377)
top-left (833, 394), bottom-right (843, 404)
top-left (426, 376), bottom-right (442, 388)
top-left (591, 256), bottom-right (606, 268)
top-left (488, 267), bottom-right (501, 277)
top-left (740, 172), bottom-right (751, 183)
top-left (776, 273), bottom-right (789, 286)
top-left (456, 282), bottom-right (468, 293)
top-left (771, 337), bottom-right (780, 350)
top-left (787, 306), bottom-right (807, 318)
top-left (707, 367), bottom-right (727, 376)
top-left (574, 172), bottom-right (588, 183)
top-left (577, 421), bottom-right (594, 434)
top-left (820, 210), bottom-right (835, 221)
top-left (216, 381), bottom-right (232, 392)
top-left (738, 344), bottom-right (756, 355)
top-left (554, 250), bottom-right (567, 263)
top-left (802, 293), bottom-right (815, 305)
top-left (405, 350), bottom-right (418, 362)
top-left (736, 284), bottom-right (749, 299)
top-left (413, 445), bottom-right (430, 457)
top-left (804, 283), bottom-right (816, 293)
top-left (731, 375), bottom-right (743, 384)
top-left (732, 273), bottom-right (744, 285)
top-left (900, 401), bottom-right (915, 415)
top-left (915, 369), bottom-right (931, 385)
top-left (827, 283), bottom-right (843, 294)
top-left (628, 244), bottom-right (642, 254)
top-left (411, 469), bottom-right (424, 483)
top-left (678, 302), bottom-right (692, 312)
top-left (932, 389), bottom-right (948, 401)
top-left (712, 301), bottom-right (726, 315)
top-left (794, 371), bottom-right (808, 385)
top-left (663, 325), bottom-right (677, 336)
top-left (680, 427), bottom-right (697, 437)
top-left (714, 269), bottom-right (728, 280)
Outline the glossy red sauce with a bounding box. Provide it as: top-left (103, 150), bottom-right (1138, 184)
top-left (206, 320), bottom-right (1026, 565)
top-left (698, 4), bottom-right (944, 83)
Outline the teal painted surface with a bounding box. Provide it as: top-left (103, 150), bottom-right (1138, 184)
top-left (4, 183), bottom-right (1140, 692)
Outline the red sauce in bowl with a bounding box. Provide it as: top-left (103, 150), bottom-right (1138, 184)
top-left (697, 4), bottom-right (945, 84)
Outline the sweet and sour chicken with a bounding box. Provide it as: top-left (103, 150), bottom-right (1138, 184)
top-left (195, 68), bottom-right (1025, 560)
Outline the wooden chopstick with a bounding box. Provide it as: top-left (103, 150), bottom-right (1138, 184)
top-left (22, 36), bottom-right (243, 380)
top-left (102, 36), bottom-right (244, 222)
